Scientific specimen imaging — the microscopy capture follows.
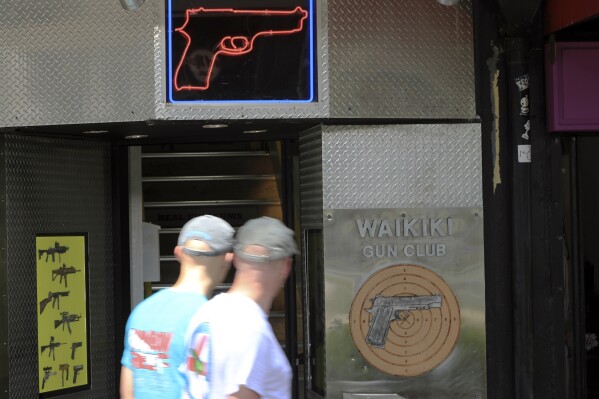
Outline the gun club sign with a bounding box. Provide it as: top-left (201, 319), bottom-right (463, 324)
top-left (349, 264), bottom-right (460, 377)
top-left (36, 234), bottom-right (89, 396)
top-left (323, 208), bottom-right (486, 399)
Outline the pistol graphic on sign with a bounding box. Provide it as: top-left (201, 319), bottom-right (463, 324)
top-left (59, 363), bottom-right (69, 387)
top-left (71, 341), bottom-right (82, 360)
top-left (365, 294), bottom-right (442, 348)
top-left (173, 6), bottom-right (308, 92)
top-left (42, 367), bottom-right (56, 390)
top-left (73, 365), bottom-right (84, 384)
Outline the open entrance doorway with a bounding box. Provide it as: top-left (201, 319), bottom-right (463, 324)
top-left (561, 137), bottom-right (599, 399)
top-left (121, 138), bottom-right (305, 398)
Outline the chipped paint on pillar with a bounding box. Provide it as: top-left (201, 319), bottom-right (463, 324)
top-left (487, 44), bottom-right (502, 193)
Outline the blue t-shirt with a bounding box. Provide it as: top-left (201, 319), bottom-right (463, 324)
top-left (122, 289), bottom-right (207, 399)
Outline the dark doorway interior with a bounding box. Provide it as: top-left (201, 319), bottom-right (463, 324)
top-left (577, 137), bottom-right (599, 399)
top-left (562, 137), bottom-right (599, 399)
top-left (114, 137), bottom-right (305, 399)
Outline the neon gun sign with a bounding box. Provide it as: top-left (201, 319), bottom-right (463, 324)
top-left (166, 0), bottom-right (315, 103)
top-left (174, 7), bottom-right (308, 92)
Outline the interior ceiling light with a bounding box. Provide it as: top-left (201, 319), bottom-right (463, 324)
top-left (82, 130), bottom-right (108, 134)
top-left (125, 134), bottom-right (148, 140)
top-left (243, 129), bottom-right (268, 134)
top-left (120, 0), bottom-right (145, 11)
top-left (436, 0), bottom-right (460, 5)
top-left (202, 123), bottom-right (229, 129)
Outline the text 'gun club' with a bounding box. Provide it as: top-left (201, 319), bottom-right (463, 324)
top-left (173, 6), bottom-right (308, 92)
top-left (365, 294), bottom-right (443, 348)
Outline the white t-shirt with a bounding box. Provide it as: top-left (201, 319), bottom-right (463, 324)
top-left (181, 293), bottom-right (292, 399)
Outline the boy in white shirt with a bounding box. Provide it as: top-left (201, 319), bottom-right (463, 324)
top-left (182, 217), bottom-right (298, 399)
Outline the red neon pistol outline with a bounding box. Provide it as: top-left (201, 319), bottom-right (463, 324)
top-left (173, 7), bottom-right (309, 92)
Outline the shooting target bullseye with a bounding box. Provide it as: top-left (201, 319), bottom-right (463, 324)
top-left (349, 264), bottom-right (460, 377)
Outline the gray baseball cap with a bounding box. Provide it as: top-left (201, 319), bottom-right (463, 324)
top-left (234, 217), bottom-right (298, 262)
top-left (178, 215), bottom-right (235, 256)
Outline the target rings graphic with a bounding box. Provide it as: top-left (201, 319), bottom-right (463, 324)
top-left (349, 264), bottom-right (460, 377)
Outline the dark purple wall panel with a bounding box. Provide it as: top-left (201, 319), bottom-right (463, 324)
top-left (546, 42), bottom-right (599, 132)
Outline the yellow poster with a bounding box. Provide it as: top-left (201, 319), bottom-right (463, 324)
top-left (36, 234), bottom-right (89, 395)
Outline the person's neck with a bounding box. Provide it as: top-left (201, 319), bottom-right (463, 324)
top-left (228, 281), bottom-right (275, 314)
top-left (172, 264), bottom-right (212, 295)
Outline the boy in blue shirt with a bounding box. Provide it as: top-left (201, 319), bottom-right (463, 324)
top-left (120, 215), bottom-right (234, 399)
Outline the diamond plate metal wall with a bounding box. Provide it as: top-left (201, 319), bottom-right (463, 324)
top-left (328, 0), bottom-right (475, 119)
top-left (0, 0), bottom-right (474, 125)
top-left (0, 1), bottom-right (156, 127)
top-left (322, 124), bottom-right (482, 208)
top-left (3, 135), bottom-right (114, 398)
top-left (0, 137), bottom-right (8, 396)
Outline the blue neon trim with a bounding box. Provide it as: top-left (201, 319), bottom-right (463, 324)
top-left (308, 0), bottom-right (315, 102)
top-left (165, 0), bottom-right (316, 104)
top-left (168, 0), bottom-right (174, 103)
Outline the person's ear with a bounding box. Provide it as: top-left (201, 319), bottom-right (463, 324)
top-left (219, 253), bottom-right (234, 280)
top-left (231, 254), bottom-right (241, 270)
top-left (281, 258), bottom-right (292, 280)
top-left (174, 246), bottom-right (183, 261)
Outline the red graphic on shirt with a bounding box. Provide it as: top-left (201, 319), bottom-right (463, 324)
top-left (132, 351), bottom-right (170, 371)
top-left (173, 7), bottom-right (309, 92)
top-left (187, 333), bottom-right (209, 375)
top-left (129, 329), bottom-right (173, 371)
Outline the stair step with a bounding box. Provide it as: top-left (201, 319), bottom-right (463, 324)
top-left (142, 175), bottom-right (275, 183)
top-left (143, 179), bottom-right (279, 202)
top-left (143, 156), bottom-right (276, 177)
top-left (142, 151), bottom-right (269, 158)
top-left (144, 199), bottom-right (281, 208)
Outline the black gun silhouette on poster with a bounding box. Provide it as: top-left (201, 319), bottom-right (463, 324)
top-left (173, 6), bottom-right (308, 92)
top-left (51, 264), bottom-right (80, 288)
top-left (42, 366), bottom-right (56, 389)
top-left (40, 291), bottom-right (70, 314)
top-left (41, 336), bottom-right (66, 361)
top-left (71, 341), bottom-right (82, 360)
top-left (73, 365), bottom-right (84, 384)
top-left (38, 241), bottom-right (69, 262)
top-left (54, 312), bottom-right (81, 334)
top-left (59, 363), bottom-right (69, 387)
